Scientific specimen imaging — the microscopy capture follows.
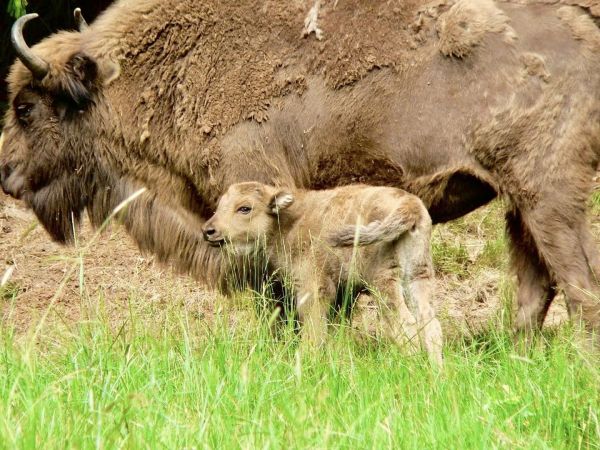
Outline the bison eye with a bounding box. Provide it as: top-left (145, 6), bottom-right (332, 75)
top-left (15, 103), bottom-right (34, 124)
top-left (237, 206), bottom-right (252, 214)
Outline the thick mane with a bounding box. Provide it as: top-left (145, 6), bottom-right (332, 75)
top-left (73, 0), bottom-right (422, 180)
top-left (563, 0), bottom-right (600, 18)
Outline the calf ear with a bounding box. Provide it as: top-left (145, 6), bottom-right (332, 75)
top-left (268, 191), bottom-right (294, 214)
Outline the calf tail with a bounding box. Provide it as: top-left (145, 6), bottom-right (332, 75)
top-left (329, 200), bottom-right (425, 247)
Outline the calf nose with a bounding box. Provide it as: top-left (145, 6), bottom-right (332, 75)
top-left (203, 226), bottom-right (216, 241)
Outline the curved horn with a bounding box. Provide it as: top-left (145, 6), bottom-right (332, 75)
top-left (11, 13), bottom-right (49, 80)
top-left (74, 8), bottom-right (88, 31)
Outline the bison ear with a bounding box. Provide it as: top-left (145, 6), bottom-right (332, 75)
top-left (69, 53), bottom-right (98, 82)
top-left (268, 191), bottom-right (294, 214)
top-left (62, 52), bottom-right (99, 106)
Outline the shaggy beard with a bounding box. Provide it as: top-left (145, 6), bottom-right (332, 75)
top-left (28, 174), bottom-right (90, 243)
top-left (88, 177), bottom-right (237, 289)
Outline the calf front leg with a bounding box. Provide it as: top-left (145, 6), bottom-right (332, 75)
top-left (294, 276), bottom-right (335, 348)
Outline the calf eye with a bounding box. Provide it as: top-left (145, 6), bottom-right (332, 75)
top-left (237, 206), bottom-right (252, 214)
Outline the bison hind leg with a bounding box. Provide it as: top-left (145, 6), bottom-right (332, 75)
top-left (517, 204), bottom-right (600, 352)
top-left (506, 208), bottom-right (557, 347)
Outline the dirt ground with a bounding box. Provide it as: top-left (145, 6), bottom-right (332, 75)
top-left (1, 177), bottom-right (598, 339)
top-left (0, 195), bottom-right (216, 334)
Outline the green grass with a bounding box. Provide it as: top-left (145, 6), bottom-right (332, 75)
top-left (1, 301), bottom-right (599, 450)
top-left (591, 190), bottom-right (600, 216)
top-left (432, 236), bottom-right (471, 278)
top-left (432, 200), bottom-right (508, 278)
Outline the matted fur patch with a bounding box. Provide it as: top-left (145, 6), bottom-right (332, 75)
top-left (436, 0), bottom-right (517, 58)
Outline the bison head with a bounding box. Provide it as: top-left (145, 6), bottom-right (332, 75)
top-left (0, 14), bottom-right (119, 242)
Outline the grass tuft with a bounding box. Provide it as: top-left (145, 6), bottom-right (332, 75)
top-left (432, 236), bottom-right (471, 278)
top-left (591, 190), bottom-right (600, 215)
top-left (0, 282), bottom-right (20, 302)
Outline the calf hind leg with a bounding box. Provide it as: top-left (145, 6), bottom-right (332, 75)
top-left (371, 270), bottom-right (420, 355)
top-left (396, 217), bottom-right (443, 366)
top-left (402, 256), bottom-right (443, 366)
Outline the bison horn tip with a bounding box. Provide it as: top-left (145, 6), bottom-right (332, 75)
top-left (74, 8), bottom-right (89, 31)
top-left (11, 13), bottom-right (49, 80)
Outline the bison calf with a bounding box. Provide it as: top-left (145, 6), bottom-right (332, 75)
top-left (203, 182), bottom-right (443, 364)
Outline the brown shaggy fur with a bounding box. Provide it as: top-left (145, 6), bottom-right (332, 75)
top-left (436, 0), bottom-right (516, 58)
top-left (1, 0), bottom-right (600, 341)
top-left (204, 182), bottom-right (443, 364)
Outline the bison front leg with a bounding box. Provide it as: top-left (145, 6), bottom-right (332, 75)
top-left (506, 209), bottom-right (557, 342)
top-left (582, 224), bottom-right (600, 284)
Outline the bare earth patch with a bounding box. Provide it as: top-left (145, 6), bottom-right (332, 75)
top-left (2, 179), bottom-right (599, 340)
top-left (0, 196), bottom-right (216, 335)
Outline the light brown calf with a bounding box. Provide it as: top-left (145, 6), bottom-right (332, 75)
top-left (203, 182), bottom-right (443, 365)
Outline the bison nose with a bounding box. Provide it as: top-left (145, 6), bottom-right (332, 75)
top-left (0, 163), bottom-right (12, 183)
top-left (0, 163), bottom-right (13, 194)
top-left (0, 163), bottom-right (25, 198)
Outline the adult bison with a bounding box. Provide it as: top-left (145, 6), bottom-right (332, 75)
top-left (1, 0), bottom-right (599, 339)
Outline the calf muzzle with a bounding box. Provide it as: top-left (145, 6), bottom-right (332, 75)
top-left (202, 223), bottom-right (224, 246)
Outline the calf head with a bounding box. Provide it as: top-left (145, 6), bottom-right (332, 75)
top-left (203, 182), bottom-right (293, 254)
